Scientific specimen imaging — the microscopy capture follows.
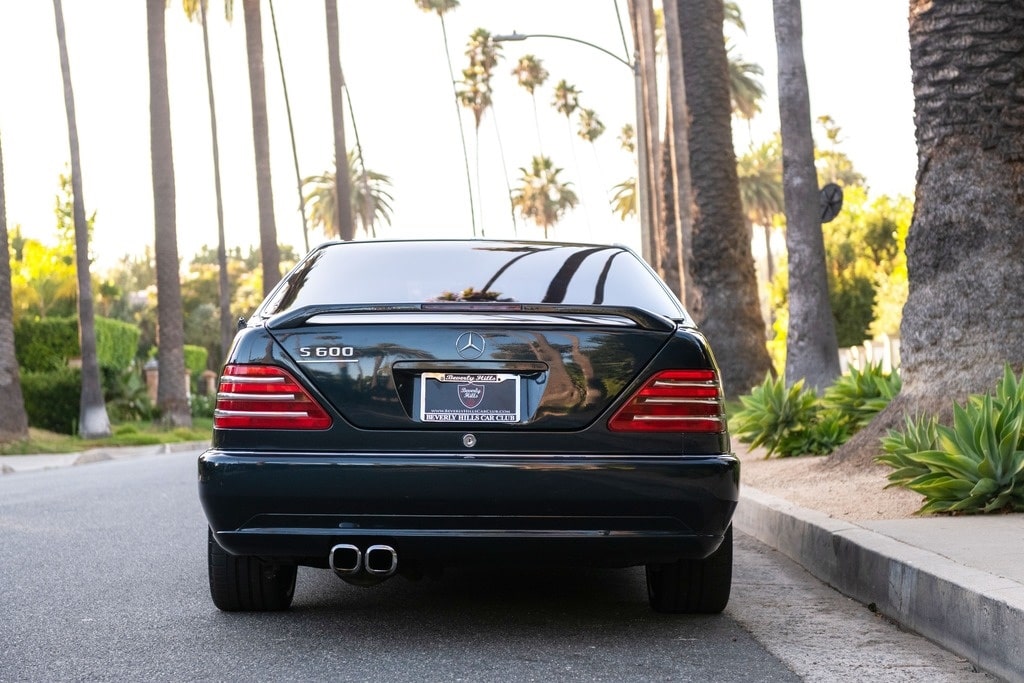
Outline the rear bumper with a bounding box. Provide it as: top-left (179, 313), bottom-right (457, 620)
top-left (198, 450), bottom-right (739, 568)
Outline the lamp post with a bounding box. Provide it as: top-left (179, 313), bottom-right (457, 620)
top-left (492, 32), bottom-right (653, 263)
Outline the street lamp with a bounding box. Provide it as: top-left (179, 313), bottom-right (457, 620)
top-left (492, 31), bottom-right (653, 262)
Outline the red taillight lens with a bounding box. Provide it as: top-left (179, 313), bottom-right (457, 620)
top-left (214, 364), bottom-right (332, 430)
top-left (607, 369), bottom-right (724, 433)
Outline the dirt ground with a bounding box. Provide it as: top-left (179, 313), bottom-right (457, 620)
top-left (735, 441), bottom-right (925, 521)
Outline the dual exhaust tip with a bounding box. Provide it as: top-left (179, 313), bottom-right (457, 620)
top-left (330, 543), bottom-right (398, 578)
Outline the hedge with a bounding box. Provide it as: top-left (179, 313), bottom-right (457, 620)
top-left (183, 345), bottom-right (209, 377)
top-left (20, 369), bottom-right (81, 435)
top-left (15, 316), bottom-right (140, 372)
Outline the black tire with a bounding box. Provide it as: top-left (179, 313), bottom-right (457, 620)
top-left (646, 525), bottom-right (732, 614)
top-left (207, 529), bottom-right (297, 611)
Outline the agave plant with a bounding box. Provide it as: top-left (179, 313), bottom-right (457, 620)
top-left (821, 363), bottom-right (902, 430)
top-left (877, 365), bottom-right (1024, 514)
top-left (730, 373), bottom-right (820, 458)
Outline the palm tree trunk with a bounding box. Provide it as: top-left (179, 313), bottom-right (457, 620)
top-left (52, 0), bottom-right (111, 439)
top-left (242, 0), bottom-right (281, 296)
top-left (438, 14), bottom-right (477, 237)
top-left (678, 0), bottom-right (772, 398)
top-left (325, 0), bottom-right (356, 241)
top-left (148, 0), bottom-right (191, 427)
top-left (773, 0), bottom-right (840, 392)
top-left (197, 1), bottom-right (234, 366)
top-left (0, 134), bottom-right (29, 442)
top-left (629, 0), bottom-right (662, 269)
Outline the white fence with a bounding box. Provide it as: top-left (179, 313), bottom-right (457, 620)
top-left (839, 334), bottom-right (901, 373)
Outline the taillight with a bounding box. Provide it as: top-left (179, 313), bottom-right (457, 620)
top-left (607, 369), bottom-right (724, 433)
top-left (214, 364), bottom-right (332, 430)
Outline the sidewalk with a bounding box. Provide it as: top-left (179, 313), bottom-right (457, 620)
top-left (735, 486), bottom-right (1024, 683)
top-left (3, 443), bottom-right (1022, 681)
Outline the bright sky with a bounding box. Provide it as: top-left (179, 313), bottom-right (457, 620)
top-left (0, 1), bottom-right (915, 273)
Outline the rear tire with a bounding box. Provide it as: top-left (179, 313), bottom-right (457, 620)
top-left (207, 529), bottom-right (297, 611)
top-left (646, 525), bottom-right (732, 614)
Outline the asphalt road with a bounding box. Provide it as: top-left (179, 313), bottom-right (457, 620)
top-left (0, 451), bottom-right (992, 682)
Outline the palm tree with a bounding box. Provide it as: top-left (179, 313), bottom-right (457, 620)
top-left (551, 80), bottom-right (581, 124)
top-left (0, 133), bottom-right (29, 442)
top-left (727, 41), bottom-right (766, 122)
top-left (303, 152), bottom-right (393, 239)
top-left (51, 0), bottom-right (112, 439)
top-left (773, 0), bottom-right (840, 393)
top-left (325, 0), bottom-right (355, 242)
top-left (511, 156), bottom-right (578, 239)
top-left (737, 137), bottom-right (784, 282)
top-left (183, 0), bottom-right (233, 366)
top-left (457, 27), bottom-right (502, 236)
top-left (677, 0), bottom-right (772, 398)
top-left (242, 0), bottom-right (281, 296)
top-left (148, 0), bottom-right (191, 427)
top-left (833, 0), bottom-right (1024, 467)
top-left (576, 109), bottom-right (605, 143)
top-left (415, 0), bottom-right (477, 236)
top-left (629, 0), bottom-right (662, 268)
top-left (511, 54), bottom-right (549, 150)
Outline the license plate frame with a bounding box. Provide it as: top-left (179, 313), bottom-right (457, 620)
top-left (419, 372), bottom-right (521, 423)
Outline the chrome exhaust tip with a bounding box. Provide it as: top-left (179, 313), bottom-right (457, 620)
top-left (329, 543), bottom-right (362, 575)
top-left (365, 544), bottom-right (398, 577)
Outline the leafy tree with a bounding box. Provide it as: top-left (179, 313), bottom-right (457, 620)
top-left (677, 0), bottom-right (772, 397)
top-left (52, 0), bottom-right (111, 438)
top-left (511, 156), bottom-right (578, 239)
top-left (0, 133), bottom-right (29, 442)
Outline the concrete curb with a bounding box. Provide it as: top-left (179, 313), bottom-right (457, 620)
top-left (735, 486), bottom-right (1024, 683)
top-left (0, 441), bottom-right (210, 474)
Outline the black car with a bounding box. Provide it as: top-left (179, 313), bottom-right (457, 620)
top-left (198, 239), bottom-right (738, 614)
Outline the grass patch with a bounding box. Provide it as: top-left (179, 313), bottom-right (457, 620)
top-left (0, 419), bottom-right (212, 456)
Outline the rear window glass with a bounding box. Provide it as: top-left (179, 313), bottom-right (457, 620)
top-left (261, 240), bottom-right (686, 319)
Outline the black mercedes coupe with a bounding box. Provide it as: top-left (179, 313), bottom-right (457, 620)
top-left (198, 239), bottom-right (738, 614)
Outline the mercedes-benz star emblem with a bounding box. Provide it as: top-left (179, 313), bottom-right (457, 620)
top-left (456, 332), bottom-right (485, 359)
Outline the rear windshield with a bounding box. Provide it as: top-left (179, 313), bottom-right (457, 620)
top-left (260, 240), bottom-right (686, 319)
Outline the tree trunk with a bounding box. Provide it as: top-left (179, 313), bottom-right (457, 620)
top-left (773, 0), bottom-right (840, 393)
top-left (53, 0), bottom-right (111, 439)
top-left (677, 0), bottom-right (772, 398)
top-left (628, 0), bottom-right (662, 269)
top-left (198, 1), bottom-right (234, 366)
top-left (831, 0), bottom-right (1024, 467)
top-left (148, 0), bottom-right (191, 428)
top-left (325, 0), bottom-right (355, 241)
top-left (243, 0), bottom-right (281, 296)
top-left (0, 134), bottom-right (29, 443)
top-left (661, 0), bottom-right (693, 307)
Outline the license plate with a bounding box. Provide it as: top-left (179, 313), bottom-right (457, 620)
top-left (420, 373), bottom-right (520, 423)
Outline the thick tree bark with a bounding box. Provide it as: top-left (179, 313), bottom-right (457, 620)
top-left (53, 0), bottom-right (111, 439)
top-left (0, 134), bottom-right (29, 442)
top-left (325, 0), bottom-right (355, 241)
top-left (773, 0), bottom-right (840, 392)
top-left (148, 0), bottom-right (191, 427)
top-left (831, 0), bottom-right (1024, 467)
top-left (678, 0), bottom-right (772, 398)
top-left (243, 0), bottom-right (281, 296)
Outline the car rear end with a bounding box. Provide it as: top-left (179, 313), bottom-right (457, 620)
top-left (198, 240), bottom-right (738, 612)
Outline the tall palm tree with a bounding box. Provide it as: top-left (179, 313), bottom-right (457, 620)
top-left (629, 0), bottom-right (662, 268)
top-left (457, 27), bottom-right (502, 236)
top-left (52, 0), bottom-right (111, 439)
top-left (415, 0), bottom-right (476, 236)
top-left (183, 0), bottom-right (233, 366)
top-left (511, 155), bottom-right (578, 239)
top-left (576, 109), bottom-right (605, 143)
top-left (325, 0), bottom-right (355, 241)
top-left (0, 133), bottom-right (29, 443)
top-left (833, 0), bottom-right (1024, 467)
top-left (677, 0), bottom-right (772, 398)
top-left (511, 54), bottom-right (549, 151)
top-left (242, 0), bottom-right (281, 296)
top-left (303, 152), bottom-right (393, 239)
top-left (737, 137), bottom-right (783, 282)
top-left (148, 0), bottom-right (191, 426)
top-left (773, 0), bottom-right (840, 392)
top-left (727, 41), bottom-right (766, 122)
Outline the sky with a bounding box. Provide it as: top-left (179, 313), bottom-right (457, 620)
top-left (0, 1), bottom-right (916, 273)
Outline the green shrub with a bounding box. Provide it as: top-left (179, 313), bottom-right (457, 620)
top-left (821, 363), bottom-right (902, 430)
top-left (877, 366), bottom-right (1024, 515)
top-left (20, 369), bottom-right (81, 435)
top-left (190, 393), bottom-right (216, 419)
top-left (15, 316), bottom-right (140, 373)
top-left (105, 366), bottom-right (156, 422)
top-left (183, 344), bottom-right (209, 376)
top-left (731, 374), bottom-right (821, 457)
